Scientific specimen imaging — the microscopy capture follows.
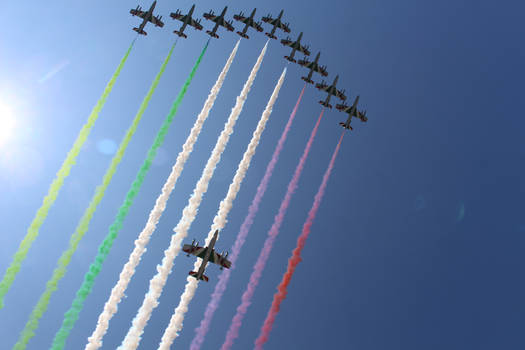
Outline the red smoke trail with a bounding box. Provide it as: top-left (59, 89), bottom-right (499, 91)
top-left (221, 109), bottom-right (325, 350)
top-left (191, 85), bottom-right (306, 350)
top-left (254, 132), bottom-right (345, 349)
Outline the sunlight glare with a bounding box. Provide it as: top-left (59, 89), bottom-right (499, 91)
top-left (0, 102), bottom-right (16, 147)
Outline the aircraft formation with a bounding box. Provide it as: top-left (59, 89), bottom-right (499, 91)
top-left (130, 1), bottom-right (369, 134)
top-left (0, 3), bottom-right (374, 349)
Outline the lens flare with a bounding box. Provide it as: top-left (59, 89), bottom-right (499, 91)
top-left (0, 102), bottom-right (16, 147)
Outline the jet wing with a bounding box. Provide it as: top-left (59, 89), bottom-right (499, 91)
top-left (315, 82), bottom-right (329, 91)
top-left (318, 66), bottom-right (328, 76)
top-left (335, 89), bottom-right (347, 101)
top-left (280, 38), bottom-right (293, 47)
top-left (190, 18), bottom-right (203, 30)
top-left (171, 12), bottom-right (185, 21)
top-left (233, 14), bottom-right (248, 22)
top-left (253, 21), bottom-right (264, 32)
top-left (182, 244), bottom-right (208, 258)
top-left (203, 12), bottom-right (218, 21)
top-left (357, 110), bottom-right (368, 122)
top-left (223, 20), bottom-right (235, 31)
top-left (280, 22), bottom-right (291, 33)
top-left (297, 44), bottom-right (311, 56)
top-left (130, 9), bottom-right (147, 18)
top-left (208, 250), bottom-right (232, 269)
top-left (335, 103), bottom-right (349, 112)
top-left (149, 16), bottom-right (164, 27)
top-left (261, 15), bottom-right (274, 24)
top-left (297, 58), bottom-right (310, 67)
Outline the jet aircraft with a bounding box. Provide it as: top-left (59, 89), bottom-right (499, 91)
top-left (298, 52), bottom-right (328, 84)
top-left (233, 8), bottom-right (263, 39)
top-left (316, 75), bottom-right (347, 108)
top-left (281, 32), bottom-right (311, 63)
top-left (336, 96), bottom-right (368, 130)
top-left (203, 6), bottom-right (235, 38)
top-left (130, 1), bottom-right (164, 36)
top-left (170, 4), bottom-right (203, 38)
top-left (262, 10), bottom-right (291, 39)
top-left (182, 230), bottom-right (231, 282)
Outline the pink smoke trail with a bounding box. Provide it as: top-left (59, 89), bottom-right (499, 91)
top-left (220, 109), bottom-right (325, 350)
top-left (191, 85), bottom-right (306, 350)
top-left (254, 132), bottom-right (344, 349)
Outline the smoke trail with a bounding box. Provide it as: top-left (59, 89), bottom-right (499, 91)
top-left (158, 68), bottom-right (287, 350)
top-left (12, 41), bottom-right (178, 350)
top-left (255, 132), bottom-right (344, 349)
top-left (0, 40), bottom-right (135, 309)
top-left (119, 41), bottom-right (269, 350)
top-left (221, 109), bottom-right (325, 350)
top-left (191, 85), bottom-right (306, 350)
top-left (50, 41), bottom-right (209, 350)
top-left (84, 40), bottom-right (239, 350)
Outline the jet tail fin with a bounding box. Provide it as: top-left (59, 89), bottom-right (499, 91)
top-left (319, 100), bottom-right (332, 109)
top-left (206, 30), bottom-right (219, 38)
top-left (133, 27), bottom-right (147, 35)
top-left (301, 76), bottom-right (314, 84)
top-left (236, 31), bottom-right (249, 39)
top-left (265, 32), bottom-right (277, 40)
top-left (284, 55), bottom-right (296, 63)
top-left (173, 30), bottom-right (188, 38)
top-left (339, 122), bottom-right (352, 130)
top-left (189, 271), bottom-right (209, 282)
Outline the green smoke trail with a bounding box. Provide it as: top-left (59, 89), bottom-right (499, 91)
top-left (12, 41), bottom-right (179, 350)
top-left (49, 40), bottom-right (209, 350)
top-left (0, 40), bottom-right (135, 309)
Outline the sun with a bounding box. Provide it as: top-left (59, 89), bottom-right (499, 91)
top-left (0, 101), bottom-right (16, 147)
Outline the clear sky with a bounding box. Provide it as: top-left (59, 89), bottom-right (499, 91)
top-left (0, 0), bottom-right (523, 349)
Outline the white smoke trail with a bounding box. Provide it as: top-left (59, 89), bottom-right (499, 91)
top-left (119, 41), bottom-right (269, 350)
top-left (84, 40), bottom-right (240, 350)
top-left (157, 67), bottom-right (287, 350)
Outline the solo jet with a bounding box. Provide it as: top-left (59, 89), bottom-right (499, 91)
top-left (233, 8), bottom-right (263, 39)
top-left (316, 75), bottom-right (347, 108)
top-left (203, 6), bottom-right (235, 38)
top-left (170, 4), bottom-right (203, 38)
top-left (130, 1), bottom-right (164, 36)
top-left (182, 230), bottom-right (231, 282)
top-left (262, 10), bottom-right (291, 39)
top-left (298, 52), bottom-right (328, 84)
top-left (281, 32), bottom-right (311, 63)
top-left (336, 96), bottom-right (368, 130)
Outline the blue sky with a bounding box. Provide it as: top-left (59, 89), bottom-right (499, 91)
top-left (0, 0), bottom-right (523, 349)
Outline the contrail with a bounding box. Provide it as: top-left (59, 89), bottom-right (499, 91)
top-left (221, 109), bottom-right (325, 350)
top-left (12, 41), bottom-right (177, 350)
top-left (50, 40), bottom-right (209, 350)
top-left (158, 67), bottom-right (287, 350)
top-left (255, 132), bottom-right (344, 349)
top-left (0, 39), bottom-right (135, 309)
top-left (191, 85), bottom-right (306, 350)
top-left (84, 40), bottom-right (239, 350)
top-left (119, 41), bottom-right (269, 350)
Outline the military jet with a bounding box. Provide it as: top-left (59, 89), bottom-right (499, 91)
top-left (316, 75), bottom-right (347, 108)
top-left (336, 96), bottom-right (368, 130)
top-left (170, 4), bottom-right (203, 38)
top-left (183, 230), bottom-right (231, 282)
top-left (298, 52), bottom-right (328, 84)
top-left (203, 6), bottom-right (235, 38)
top-left (262, 10), bottom-right (291, 39)
top-left (130, 1), bottom-right (164, 36)
top-left (281, 32), bottom-right (311, 63)
top-left (233, 8), bottom-right (263, 39)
